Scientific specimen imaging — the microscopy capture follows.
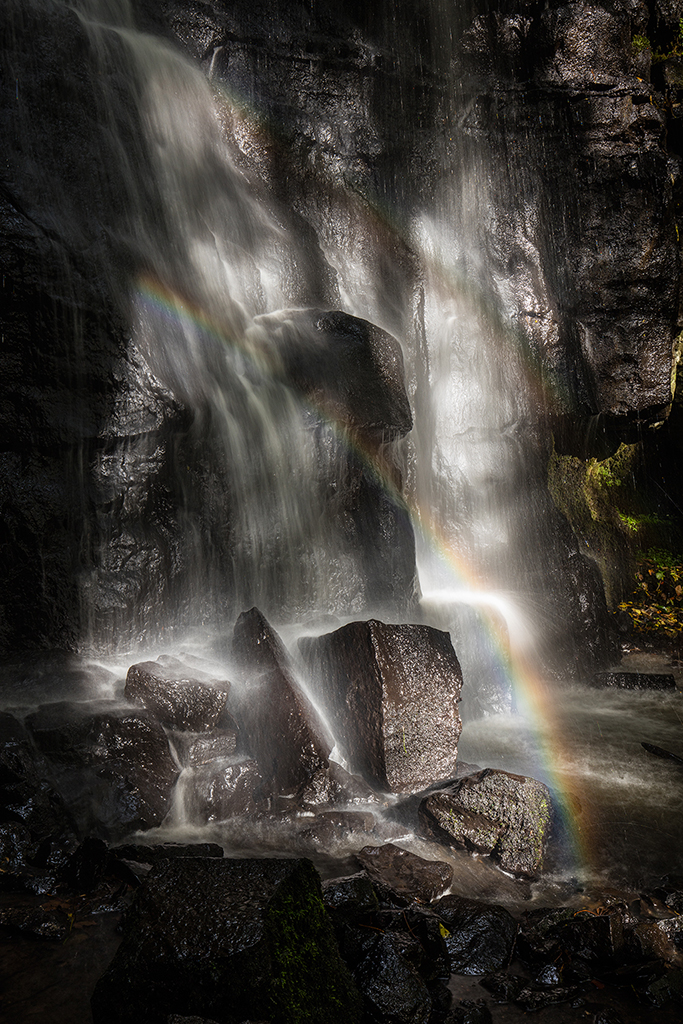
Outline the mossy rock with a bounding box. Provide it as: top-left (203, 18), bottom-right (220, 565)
top-left (91, 857), bottom-right (362, 1024)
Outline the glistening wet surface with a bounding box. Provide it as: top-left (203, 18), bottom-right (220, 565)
top-left (457, 677), bottom-right (683, 889)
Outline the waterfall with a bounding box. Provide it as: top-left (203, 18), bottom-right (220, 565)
top-left (3, 0), bottom-right (683, 899)
top-left (2, 0), bottom-right (618, 673)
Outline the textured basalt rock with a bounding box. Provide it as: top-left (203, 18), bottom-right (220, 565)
top-left (181, 759), bottom-right (266, 822)
top-left (299, 619), bottom-right (463, 793)
top-left (433, 894), bottom-right (518, 976)
top-left (124, 656), bottom-right (232, 731)
top-left (419, 769), bottom-right (553, 878)
top-left (25, 703), bottom-right (179, 838)
top-left (90, 856), bottom-right (362, 1024)
top-left (355, 843), bottom-right (453, 903)
top-left (168, 728), bottom-right (240, 767)
top-left (353, 932), bottom-right (432, 1024)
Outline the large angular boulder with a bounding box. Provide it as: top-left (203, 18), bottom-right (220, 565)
top-left (299, 620), bottom-right (462, 792)
top-left (90, 857), bottom-right (362, 1024)
top-left (231, 608), bottom-right (331, 797)
top-left (124, 655), bottom-right (233, 731)
top-left (419, 769), bottom-right (552, 877)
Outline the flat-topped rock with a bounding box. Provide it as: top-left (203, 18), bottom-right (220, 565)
top-left (125, 656), bottom-right (232, 731)
top-left (355, 843), bottom-right (453, 903)
top-left (91, 857), bottom-right (362, 1024)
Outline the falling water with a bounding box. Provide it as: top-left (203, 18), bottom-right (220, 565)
top-left (3, 0), bottom-right (681, 893)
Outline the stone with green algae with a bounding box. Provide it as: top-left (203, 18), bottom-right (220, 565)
top-left (91, 857), bottom-right (362, 1024)
top-left (419, 768), bottom-right (552, 878)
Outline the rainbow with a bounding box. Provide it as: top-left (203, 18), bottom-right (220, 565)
top-left (133, 268), bottom-right (594, 877)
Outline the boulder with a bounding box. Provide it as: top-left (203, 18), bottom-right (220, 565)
top-left (375, 906), bottom-right (451, 981)
top-left (91, 857), bottom-right (362, 1024)
top-left (0, 712), bottom-right (77, 862)
top-left (253, 308), bottom-right (413, 442)
top-left (25, 703), bottom-right (179, 838)
top-left (124, 657), bottom-right (233, 732)
top-left (433, 894), bottom-right (517, 975)
top-left (169, 728), bottom-right (240, 768)
top-left (353, 933), bottom-right (432, 1024)
top-left (355, 843), bottom-right (453, 903)
top-left (231, 608), bottom-right (331, 797)
top-left (299, 620), bottom-right (462, 793)
top-left (322, 872), bottom-right (379, 918)
top-left (419, 769), bottom-right (552, 877)
top-left (0, 822), bottom-right (34, 871)
top-left (249, 309), bottom-right (419, 615)
top-left (0, 895), bottom-right (72, 941)
top-left (480, 970), bottom-right (581, 1012)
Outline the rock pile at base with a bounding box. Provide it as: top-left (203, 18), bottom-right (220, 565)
top-left (2, 829), bottom-right (683, 1020)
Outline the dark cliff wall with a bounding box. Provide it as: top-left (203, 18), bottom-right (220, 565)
top-left (0, 0), bottom-right (680, 654)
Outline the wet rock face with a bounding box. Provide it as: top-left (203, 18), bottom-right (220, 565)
top-left (25, 703), bottom-right (179, 839)
top-left (299, 619), bottom-right (463, 793)
top-left (124, 656), bottom-right (232, 731)
top-left (433, 894), bottom-right (517, 976)
top-left (456, 0), bottom-right (680, 432)
top-left (355, 843), bottom-right (453, 904)
top-left (90, 856), bottom-right (362, 1024)
top-left (3, 0), bottom-right (679, 662)
top-left (419, 769), bottom-right (553, 878)
top-left (0, 0), bottom-right (196, 652)
top-left (232, 608), bottom-right (331, 798)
